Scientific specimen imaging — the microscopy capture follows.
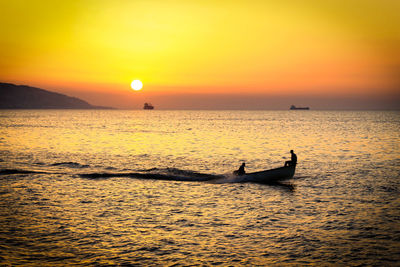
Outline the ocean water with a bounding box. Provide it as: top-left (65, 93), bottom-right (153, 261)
top-left (0, 110), bottom-right (399, 266)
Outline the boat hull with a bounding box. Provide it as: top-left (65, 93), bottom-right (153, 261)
top-left (238, 165), bottom-right (296, 183)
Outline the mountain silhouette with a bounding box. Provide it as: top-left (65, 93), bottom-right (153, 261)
top-left (0, 83), bottom-right (112, 109)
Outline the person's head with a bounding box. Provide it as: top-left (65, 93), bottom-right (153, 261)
top-left (242, 162), bottom-right (245, 166)
top-left (290, 150), bottom-right (294, 154)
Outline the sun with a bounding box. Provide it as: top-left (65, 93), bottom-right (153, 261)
top-left (131, 80), bottom-right (143, 91)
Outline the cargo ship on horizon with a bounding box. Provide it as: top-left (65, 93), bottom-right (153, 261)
top-left (290, 105), bottom-right (309, 110)
top-left (143, 103), bottom-right (154, 109)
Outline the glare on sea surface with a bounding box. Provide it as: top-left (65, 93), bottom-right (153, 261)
top-left (131, 80), bottom-right (143, 91)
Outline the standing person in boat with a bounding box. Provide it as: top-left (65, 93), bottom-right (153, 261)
top-left (284, 150), bottom-right (297, 166)
top-left (234, 162), bottom-right (246, 176)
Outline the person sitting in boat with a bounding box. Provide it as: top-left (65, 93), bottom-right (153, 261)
top-left (233, 162), bottom-right (246, 176)
top-left (284, 150), bottom-right (297, 166)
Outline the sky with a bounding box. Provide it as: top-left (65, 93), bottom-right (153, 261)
top-left (0, 0), bottom-right (399, 109)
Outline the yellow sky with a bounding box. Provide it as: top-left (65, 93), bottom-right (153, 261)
top-left (0, 0), bottom-right (399, 108)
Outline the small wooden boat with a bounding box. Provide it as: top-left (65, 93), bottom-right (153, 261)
top-left (237, 165), bottom-right (296, 183)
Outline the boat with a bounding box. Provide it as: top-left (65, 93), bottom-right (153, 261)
top-left (290, 105), bottom-right (309, 110)
top-left (143, 103), bottom-right (154, 109)
top-left (237, 165), bottom-right (296, 183)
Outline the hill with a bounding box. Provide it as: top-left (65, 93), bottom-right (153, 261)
top-left (0, 83), bottom-right (112, 109)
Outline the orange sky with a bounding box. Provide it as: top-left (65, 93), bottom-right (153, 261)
top-left (1, 0), bottom-right (399, 109)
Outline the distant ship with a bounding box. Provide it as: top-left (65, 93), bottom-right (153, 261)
top-left (143, 103), bottom-right (154, 110)
top-left (290, 105), bottom-right (309, 110)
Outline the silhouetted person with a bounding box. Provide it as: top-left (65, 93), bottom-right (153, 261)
top-left (284, 150), bottom-right (297, 167)
top-left (234, 162), bottom-right (246, 176)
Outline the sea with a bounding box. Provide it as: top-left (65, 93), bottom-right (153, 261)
top-left (0, 110), bottom-right (399, 266)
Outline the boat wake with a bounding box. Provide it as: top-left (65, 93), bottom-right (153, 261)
top-left (0, 165), bottom-right (295, 187)
top-left (79, 168), bottom-right (224, 182)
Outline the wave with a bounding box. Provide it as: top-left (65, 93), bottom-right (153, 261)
top-left (50, 162), bottom-right (89, 168)
top-left (0, 169), bottom-right (46, 175)
top-left (153, 167), bottom-right (224, 179)
top-left (79, 168), bottom-right (224, 182)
